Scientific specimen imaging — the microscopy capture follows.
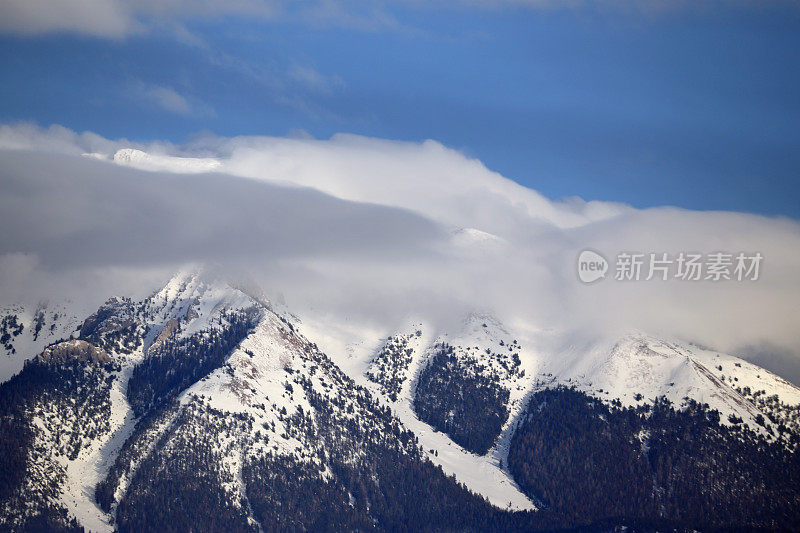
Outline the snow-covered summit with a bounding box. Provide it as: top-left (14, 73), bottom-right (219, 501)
top-left (540, 333), bottom-right (800, 439)
top-left (112, 148), bottom-right (221, 174)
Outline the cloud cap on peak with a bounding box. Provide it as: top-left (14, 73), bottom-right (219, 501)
top-left (1, 123), bottom-right (800, 384)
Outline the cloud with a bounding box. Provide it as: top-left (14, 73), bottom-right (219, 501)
top-left (0, 149), bottom-right (442, 268)
top-left (130, 0), bottom-right (280, 20)
top-left (130, 83), bottom-right (215, 117)
top-left (140, 85), bottom-right (193, 115)
top-left (287, 65), bottom-right (346, 94)
top-left (0, 0), bottom-right (133, 38)
top-left (412, 0), bottom-right (788, 14)
top-left (0, 0), bottom-right (383, 38)
top-left (0, 122), bottom-right (126, 155)
top-left (1, 0), bottom-right (759, 39)
top-left (1, 123), bottom-right (800, 384)
top-left (153, 26), bottom-right (345, 119)
top-left (0, 144), bottom-right (447, 327)
top-left (0, 0), bottom-right (285, 38)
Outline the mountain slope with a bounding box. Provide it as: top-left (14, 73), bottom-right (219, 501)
top-left (0, 301), bottom-right (80, 382)
top-left (542, 334), bottom-right (800, 443)
top-left (0, 272), bottom-right (799, 531)
top-left (508, 386), bottom-right (800, 529)
top-left (0, 273), bottom-right (520, 531)
top-left (350, 316), bottom-right (800, 519)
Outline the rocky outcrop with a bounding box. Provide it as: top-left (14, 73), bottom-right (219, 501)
top-left (148, 318), bottom-right (180, 353)
top-left (38, 339), bottom-right (111, 365)
top-left (80, 298), bottom-right (135, 341)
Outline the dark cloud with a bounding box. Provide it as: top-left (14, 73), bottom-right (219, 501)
top-left (0, 150), bottom-right (446, 269)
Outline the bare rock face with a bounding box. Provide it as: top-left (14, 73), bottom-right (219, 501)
top-left (78, 297), bottom-right (141, 353)
top-left (186, 306), bottom-right (199, 321)
top-left (80, 297), bottom-right (135, 341)
top-left (146, 302), bottom-right (200, 353)
top-left (38, 339), bottom-right (111, 365)
top-left (149, 318), bottom-right (180, 352)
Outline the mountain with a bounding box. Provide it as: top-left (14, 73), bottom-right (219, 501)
top-left (0, 301), bottom-right (81, 383)
top-left (110, 149), bottom-right (222, 174)
top-left (0, 271), bottom-right (798, 531)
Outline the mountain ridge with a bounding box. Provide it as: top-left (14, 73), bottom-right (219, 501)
top-left (0, 271), bottom-right (798, 531)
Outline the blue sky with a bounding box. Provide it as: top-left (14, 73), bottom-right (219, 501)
top-left (1, 1), bottom-right (799, 218)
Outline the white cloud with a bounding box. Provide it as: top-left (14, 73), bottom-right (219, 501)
top-left (0, 122), bottom-right (126, 154)
top-left (1, 123), bottom-right (800, 383)
top-left (0, 0), bottom-right (134, 37)
top-left (0, 0), bottom-right (281, 38)
top-left (0, 0), bottom-right (792, 38)
top-left (131, 82), bottom-right (215, 117)
top-left (130, 0), bottom-right (280, 20)
top-left (287, 65), bottom-right (345, 94)
top-left (141, 85), bottom-right (193, 115)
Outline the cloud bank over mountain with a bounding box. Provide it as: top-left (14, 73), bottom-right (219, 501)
top-left (1, 122), bottom-right (799, 381)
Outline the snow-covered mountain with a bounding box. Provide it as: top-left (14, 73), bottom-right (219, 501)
top-left (0, 301), bottom-right (81, 382)
top-left (110, 149), bottom-right (221, 174)
top-left (1, 270), bottom-right (798, 531)
top-left (541, 333), bottom-right (800, 438)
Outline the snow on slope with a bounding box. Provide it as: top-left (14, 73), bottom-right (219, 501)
top-left (111, 148), bottom-right (221, 174)
top-left (227, 304), bottom-right (800, 511)
top-left (146, 290), bottom-right (542, 512)
top-left (294, 307), bottom-right (800, 510)
top-left (540, 333), bottom-right (800, 439)
top-left (177, 312), bottom-right (319, 463)
top-left (0, 301), bottom-right (80, 382)
top-left (353, 314), bottom-right (538, 511)
top-left (58, 361), bottom-right (140, 532)
top-left (54, 271), bottom-right (263, 531)
top-left (7, 270), bottom-right (800, 529)
top-left (390, 395), bottom-right (536, 511)
top-left (119, 273), bottom-right (800, 513)
top-left (140, 268), bottom-right (258, 345)
top-left (451, 227), bottom-right (507, 248)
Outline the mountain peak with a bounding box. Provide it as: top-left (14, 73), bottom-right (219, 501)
top-left (112, 148), bottom-right (221, 173)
